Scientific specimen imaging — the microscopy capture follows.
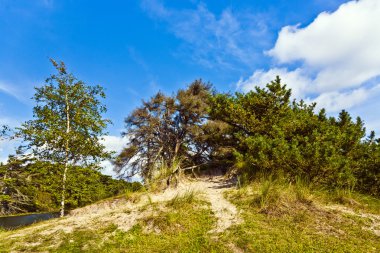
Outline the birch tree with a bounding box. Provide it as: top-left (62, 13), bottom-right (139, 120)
top-left (18, 60), bottom-right (111, 217)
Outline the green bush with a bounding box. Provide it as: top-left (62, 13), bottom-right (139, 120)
top-left (210, 76), bottom-right (379, 196)
top-left (0, 159), bottom-right (142, 215)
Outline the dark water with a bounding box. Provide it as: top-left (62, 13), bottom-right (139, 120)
top-left (0, 212), bottom-right (60, 230)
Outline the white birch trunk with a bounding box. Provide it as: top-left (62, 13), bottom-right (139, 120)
top-left (61, 92), bottom-right (70, 217)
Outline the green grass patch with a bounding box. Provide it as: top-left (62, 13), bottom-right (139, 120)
top-left (166, 190), bottom-right (198, 208)
top-left (219, 177), bottom-right (380, 253)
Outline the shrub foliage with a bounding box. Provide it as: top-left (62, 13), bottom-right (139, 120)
top-left (119, 76), bottom-right (379, 196)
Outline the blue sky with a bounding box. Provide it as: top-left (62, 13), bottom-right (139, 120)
top-left (1, 0), bottom-right (380, 174)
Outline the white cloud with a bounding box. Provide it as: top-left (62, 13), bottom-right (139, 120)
top-left (99, 160), bottom-right (116, 177)
top-left (237, 68), bottom-right (312, 98)
top-left (100, 135), bottom-right (127, 153)
top-left (238, 0), bottom-right (380, 134)
top-left (99, 135), bottom-right (127, 177)
top-left (141, 0), bottom-right (268, 68)
top-left (267, 0), bottom-right (380, 92)
top-left (309, 84), bottom-right (380, 112)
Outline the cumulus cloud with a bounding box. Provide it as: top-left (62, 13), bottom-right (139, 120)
top-left (99, 135), bottom-right (128, 177)
top-left (309, 84), bottom-right (380, 111)
top-left (268, 0), bottom-right (380, 92)
top-left (239, 0), bottom-right (380, 121)
top-left (100, 135), bottom-right (128, 154)
top-left (141, 0), bottom-right (269, 68)
top-left (237, 68), bottom-right (312, 98)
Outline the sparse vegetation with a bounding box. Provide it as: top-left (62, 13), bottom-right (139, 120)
top-left (220, 174), bottom-right (380, 252)
top-left (1, 176), bottom-right (379, 252)
top-left (0, 186), bottom-right (226, 252)
top-left (166, 190), bottom-right (198, 208)
top-left (1, 65), bottom-right (379, 252)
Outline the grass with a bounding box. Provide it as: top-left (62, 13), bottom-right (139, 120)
top-left (0, 191), bottom-right (229, 253)
top-left (166, 190), bottom-right (198, 208)
top-left (0, 174), bottom-right (379, 252)
top-left (319, 189), bottom-right (380, 215)
top-left (146, 158), bottom-right (183, 192)
top-left (219, 174), bottom-right (380, 253)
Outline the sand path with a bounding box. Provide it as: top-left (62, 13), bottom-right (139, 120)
top-left (5, 176), bottom-right (240, 239)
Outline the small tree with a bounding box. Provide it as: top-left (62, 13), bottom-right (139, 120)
top-left (0, 156), bottom-right (33, 215)
top-left (18, 60), bottom-right (111, 217)
top-left (115, 80), bottom-right (220, 184)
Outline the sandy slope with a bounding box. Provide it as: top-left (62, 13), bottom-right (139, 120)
top-left (6, 176), bottom-right (241, 239)
top-left (150, 176), bottom-right (241, 233)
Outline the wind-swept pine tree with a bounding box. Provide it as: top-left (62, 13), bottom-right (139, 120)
top-left (115, 80), bottom-right (222, 184)
top-left (18, 59), bottom-right (111, 216)
top-left (209, 76), bottom-right (368, 189)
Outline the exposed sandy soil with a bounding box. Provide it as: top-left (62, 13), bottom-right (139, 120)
top-left (5, 176), bottom-right (241, 239)
top-left (324, 204), bottom-right (380, 236)
top-left (151, 176), bottom-right (241, 233)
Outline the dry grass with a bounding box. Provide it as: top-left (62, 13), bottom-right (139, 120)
top-left (1, 175), bottom-right (379, 252)
top-left (219, 174), bottom-right (380, 252)
top-left (0, 177), bottom-right (239, 252)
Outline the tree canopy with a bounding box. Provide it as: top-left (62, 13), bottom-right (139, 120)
top-left (117, 76), bottom-right (379, 196)
top-left (2, 70), bottom-right (379, 218)
top-left (115, 80), bottom-right (221, 184)
top-left (0, 156), bottom-right (141, 215)
top-left (17, 60), bottom-right (111, 216)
